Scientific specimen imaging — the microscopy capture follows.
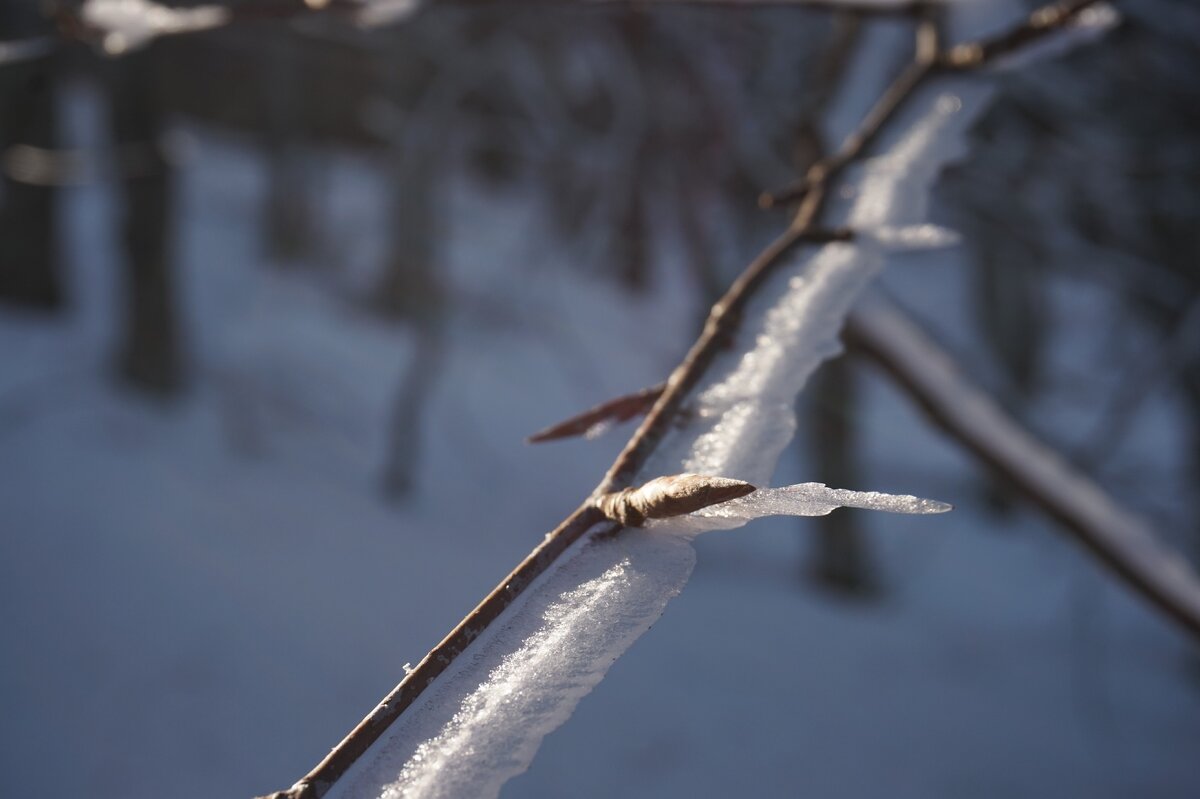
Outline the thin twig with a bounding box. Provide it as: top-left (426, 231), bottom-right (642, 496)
top-left (527, 382), bottom-right (665, 443)
top-left (845, 296), bottom-right (1200, 640)
top-left (939, 0), bottom-right (1105, 70)
top-left (254, 4), bottom-right (1126, 797)
top-left (760, 0), bottom-right (1104, 207)
top-left (529, 225), bottom-right (856, 445)
top-left (760, 59), bottom-right (936, 208)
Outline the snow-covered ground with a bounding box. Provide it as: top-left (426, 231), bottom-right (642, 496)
top-left (3, 43), bottom-right (1200, 799)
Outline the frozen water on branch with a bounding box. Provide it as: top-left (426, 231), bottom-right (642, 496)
top-left (647, 86), bottom-right (990, 489)
top-left (328, 87), bottom-right (986, 799)
top-left (341, 532), bottom-right (696, 799)
top-left (673, 483), bottom-right (951, 533)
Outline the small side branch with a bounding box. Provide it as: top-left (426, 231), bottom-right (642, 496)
top-left (939, 0), bottom-right (1105, 70)
top-left (528, 383), bottom-right (664, 443)
top-left (847, 297), bottom-right (1200, 640)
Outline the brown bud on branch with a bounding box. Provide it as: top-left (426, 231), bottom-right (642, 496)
top-left (594, 474), bottom-right (757, 528)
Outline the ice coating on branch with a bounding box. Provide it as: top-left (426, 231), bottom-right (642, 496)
top-left (638, 482), bottom-right (949, 534)
top-left (739, 483), bottom-right (951, 516)
top-left (646, 87), bottom-right (991, 489)
top-left (865, 223), bottom-right (961, 250)
top-left (327, 87), bottom-right (986, 799)
top-left (325, 532), bottom-right (698, 799)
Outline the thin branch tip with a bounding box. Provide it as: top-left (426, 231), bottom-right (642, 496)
top-left (527, 384), bottom-right (665, 444)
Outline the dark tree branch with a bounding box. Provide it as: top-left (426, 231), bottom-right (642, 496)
top-left (939, 0), bottom-right (1105, 70)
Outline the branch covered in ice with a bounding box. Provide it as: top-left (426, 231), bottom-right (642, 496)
top-left (300, 79), bottom-right (986, 799)
top-left (255, 3), bottom-right (1124, 798)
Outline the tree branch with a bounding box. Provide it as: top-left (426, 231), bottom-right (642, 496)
top-left (254, 3), bottom-right (1130, 797)
top-left (760, 0), bottom-right (1106, 207)
top-left (845, 296), bottom-right (1200, 641)
top-left (939, 0), bottom-right (1106, 70)
top-left (527, 382), bottom-right (664, 443)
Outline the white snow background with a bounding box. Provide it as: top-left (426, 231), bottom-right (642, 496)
top-left (2, 3), bottom-right (1199, 798)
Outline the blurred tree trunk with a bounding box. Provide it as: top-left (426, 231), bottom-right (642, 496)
top-left (971, 216), bottom-right (1047, 515)
top-left (377, 154), bottom-right (443, 499)
top-left (377, 51), bottom-right (449, 499)
top-left (263, 32), bottom-right (315, 265)
top-left (804, 355), bottom-right (879, 597)
top-left (107, 47), bottom-right (183, 396)
top-left (0, 53), bottom-right (63, 310)
top-left (381, 323), bottom-right (444, 500)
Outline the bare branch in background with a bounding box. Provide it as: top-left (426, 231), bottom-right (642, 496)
top-left (760, 0), bottom-right (1109, 208)
top-left (846, 296), bottom-right (1200, 640)
top-left (939, 0), bottom-right (1111, 70)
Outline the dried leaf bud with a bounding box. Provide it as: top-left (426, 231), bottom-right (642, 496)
top-left (595, 474), bottom-right (757, 528)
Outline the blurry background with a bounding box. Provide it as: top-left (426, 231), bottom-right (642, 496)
top-left (1, 1), bottom-right (1199, 797)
